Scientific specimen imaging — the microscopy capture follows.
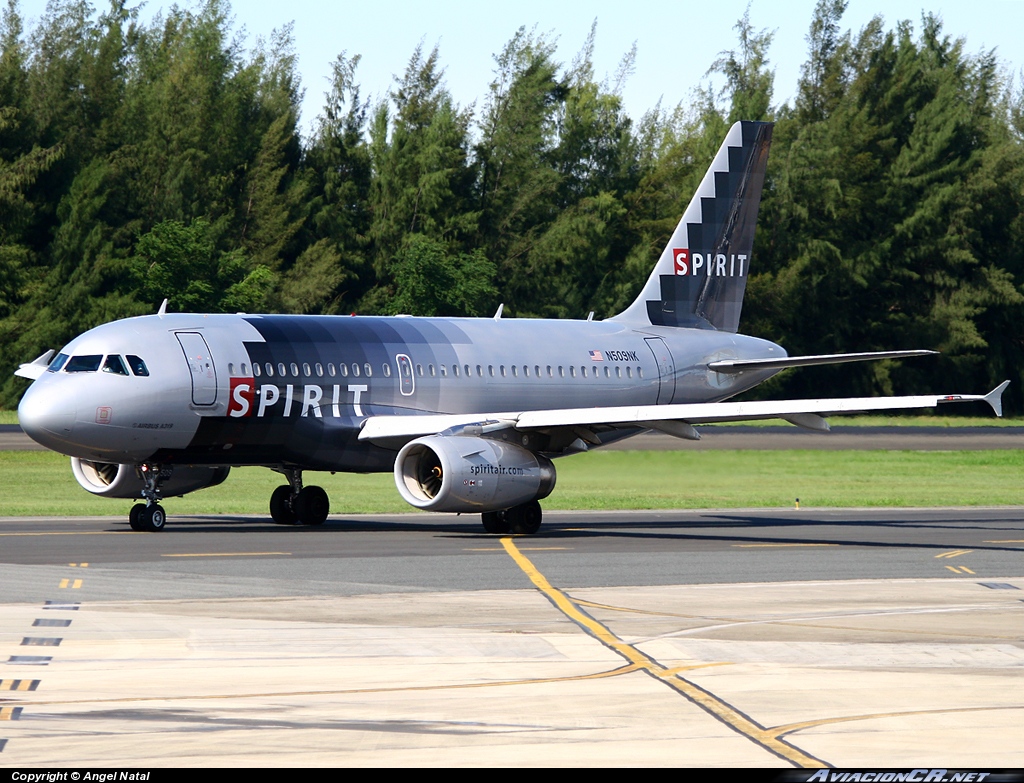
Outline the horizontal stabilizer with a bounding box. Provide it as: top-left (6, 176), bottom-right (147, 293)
top-left (708, 350), bottom-right (938, 374)
top-left (14, 350), bottom-right (54, 381)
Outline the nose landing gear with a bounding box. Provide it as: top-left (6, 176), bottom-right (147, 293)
top-left (128, 463), bottom-right (168, 532)
top-left (270, 469), bottom-right (330, 526)
top-left (129, 502), bottom-right (166, 532)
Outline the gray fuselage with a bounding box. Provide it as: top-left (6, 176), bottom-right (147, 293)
top-left (18, 312), bottom-right (784, 471)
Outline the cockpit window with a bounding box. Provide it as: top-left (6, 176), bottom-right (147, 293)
top-left (126, 355), bottom-right (149, 376)
top-left (103, 355), bottom-right (130, 376)
top-left (47, 353), bottom-right (69, 373)
top-left (65, 355), bottom-right (102, 373)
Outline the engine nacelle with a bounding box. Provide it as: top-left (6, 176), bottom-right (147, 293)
top-left (395, 435), bottom-right (556, 513)
top-left (71, 458), bottom-right (230, 499)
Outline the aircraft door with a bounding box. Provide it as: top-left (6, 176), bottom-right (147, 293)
top-left (396, 354), bottom-right (415, 396)
top-left (175, 332), bottom-right (218, 406)
top-left (644, 337), bottom-right (676, 404)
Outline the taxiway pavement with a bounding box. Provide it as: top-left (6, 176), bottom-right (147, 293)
top-left (0, 508), bottom-right (1022, 766)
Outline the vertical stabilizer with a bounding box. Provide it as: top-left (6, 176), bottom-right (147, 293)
top-left (612, 121), bottom-right (772, 332)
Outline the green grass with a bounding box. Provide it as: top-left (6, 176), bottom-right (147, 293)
top-left (2, 449), bottom-right (1022, 517)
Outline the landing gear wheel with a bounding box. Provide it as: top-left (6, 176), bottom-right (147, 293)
top-left (270, 485), bottom-right (297, 525)
top-left (481, 510), bottom-right (510, 534)
top-left (140, 504), bottom-right (166, 532)
top-left (294, 486), bottom-right (330, 526)
top-left (129, 504), bottom-right (145, 531)
top-left (507, 500), bottom-right (542, 535)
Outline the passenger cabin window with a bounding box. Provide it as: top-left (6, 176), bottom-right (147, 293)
top-left (47, 353), bottom-right (69, 373)
top-left (302, 363), bottom-right (311, 376)
top-left (102, 355), bottom-right (129, 376)
top-left (253, 363), bottom-right (262, 377)
top-left (65, 355), bottom-right (102, 373)
top-left (315, 363), bottom-right (323, 377)
top-left (364, 363), bottom-right (372, 377)
top-left (328, 363), bottom-right (336, 377)
top-left (382, 363), bottom-right (391, 377)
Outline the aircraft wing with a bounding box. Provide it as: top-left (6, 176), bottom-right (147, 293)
top-left (359, 381), bottom-right (1010, 445)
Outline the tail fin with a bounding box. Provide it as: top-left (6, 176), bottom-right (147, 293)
top-left (613, 120), bottom-right (773, 332)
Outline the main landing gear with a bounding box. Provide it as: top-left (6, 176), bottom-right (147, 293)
top-left (481, 500), bottom-right (543, 535)
top-left (270, 469), bottom-right (330, 526)
top-left (128, 463), bottom-right (167, 532)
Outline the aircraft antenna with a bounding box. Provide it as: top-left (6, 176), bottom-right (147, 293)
top-left (157, 298), bottom-right (168, 318)
top-left (493, 303), bottom-right (504, 320)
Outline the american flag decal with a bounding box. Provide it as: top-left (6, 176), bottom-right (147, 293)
top-left (589, 350), bottom-right (603, 361)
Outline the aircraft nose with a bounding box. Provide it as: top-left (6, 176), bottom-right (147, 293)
top-left (18, 382), bottom-right (76, 452)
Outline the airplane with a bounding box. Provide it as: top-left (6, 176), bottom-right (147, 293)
top-left (15, 121), bottom-right (1009, 533)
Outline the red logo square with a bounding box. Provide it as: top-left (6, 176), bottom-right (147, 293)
top-left (673, 248), bottom-right (689, 275)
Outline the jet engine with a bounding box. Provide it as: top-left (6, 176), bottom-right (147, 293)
top-left (70, 458), bottom-right (230, 499)
top-left (394, 435), bottom-right (556, 513)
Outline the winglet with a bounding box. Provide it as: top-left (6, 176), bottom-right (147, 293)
top-left (157, 298), bottom-right (168, 317)
top-left (983, 380), bottom-right (1010, 418)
